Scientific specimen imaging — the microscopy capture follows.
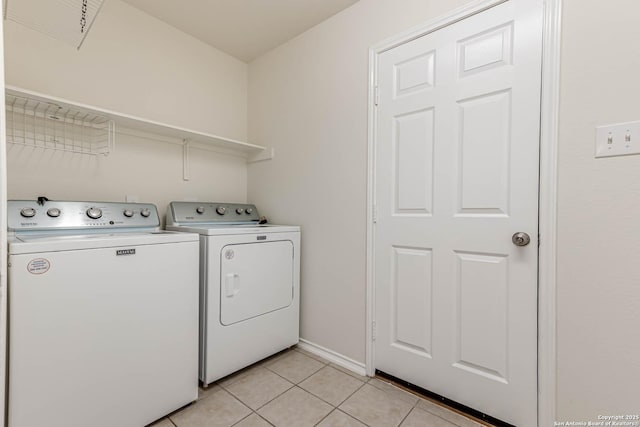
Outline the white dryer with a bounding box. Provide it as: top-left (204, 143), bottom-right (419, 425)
top-left (7, 200), bottom-right (199, 427)
top-left (166, 202), bottom-right (300, 385)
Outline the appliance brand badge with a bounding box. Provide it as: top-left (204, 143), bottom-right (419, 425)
top-left (116, 249), bottom-right (136, 256)
top-left (27, 258), bottom-right (50, 275)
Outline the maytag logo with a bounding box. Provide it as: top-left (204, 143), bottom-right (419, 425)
top-left (116, 249), bottom-right (136, 256)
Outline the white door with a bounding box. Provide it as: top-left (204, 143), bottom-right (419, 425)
top-left (374, 1), bottom-right (542, 425)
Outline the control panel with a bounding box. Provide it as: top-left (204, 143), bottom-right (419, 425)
top-left (8, 200), bottom-right (160, 232)
top-left (168, 202), bottom-right (260, 224)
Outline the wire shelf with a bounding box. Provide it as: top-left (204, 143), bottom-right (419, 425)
top-left (5, 93), bottom-right (115, 156)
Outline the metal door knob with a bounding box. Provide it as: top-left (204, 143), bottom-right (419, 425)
top-left (512, 232), bottom-right (531, 247)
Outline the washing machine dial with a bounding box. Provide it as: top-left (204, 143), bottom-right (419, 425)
top-left (196, 206), bottom-right (205, 214)
top-left (20, 207), bottom-right (36, 218)
top-left (245, 208), bottom-right (253, 214)
top-left (123, 209), bottom-right (134, 218)
top-left (216, 206), bottom-right (227, 215)
top-left (47, 208), bottom-right (61, 218)
top-left (235, 208), bottom-right (244, 214)
top-left (86, 207), bottom-right (102, 219)
top-left (140, 208), bottom-right (151, 218)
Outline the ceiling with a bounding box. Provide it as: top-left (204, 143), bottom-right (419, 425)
top-left (122, 0), bottom-right (360, 62)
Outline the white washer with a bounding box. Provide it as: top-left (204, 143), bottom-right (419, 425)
top-left (166, 202), bottom-right (300, 385)
top-left (7, 200), bottom-right (200, 427)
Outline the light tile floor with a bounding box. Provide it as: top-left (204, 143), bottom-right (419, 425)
top-left (149, 347), bottom-right (488, 427)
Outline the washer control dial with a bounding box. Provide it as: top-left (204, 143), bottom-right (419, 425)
top-left (236, 208), bottom-right (244, 214)
top-left (20, 207), bottom-right (36, 218)
top-left (86, 207), bottom-right (102, 219)
top-left (216, 206), bottom-right (227, 215)
top-left (196, 206), bottom-right (205, 214)
top-left (140, 208), bottom-right (151, 218)
top-left (47, 208), bottom-right (61, 218)
top-left (245, 208), bottom-right (253, 214)
top-left (123, 209), bottom-right (134, 218)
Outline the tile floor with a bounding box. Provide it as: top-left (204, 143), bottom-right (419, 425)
top-left (150, 347), bottom-right (487, 427)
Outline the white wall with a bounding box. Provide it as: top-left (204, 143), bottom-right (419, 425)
top-left (248, 0), bottom-right (470, 364)
top-left (4, 0), bottom-right (249, 211)
top-left (248, 0), bottom-right (640, 420)
top-left (556, 0), bottom-right (640, 419)
top-left (7, 135), bottom-right (247, 216)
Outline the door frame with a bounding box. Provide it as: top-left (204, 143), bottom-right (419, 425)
top-left (0, 6), bottom-right (8, 427)
top-left (365, 0), bottom-right (562, 425)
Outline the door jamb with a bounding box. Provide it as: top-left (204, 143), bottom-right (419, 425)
top-left (365, 1), bottom-right (561, 426)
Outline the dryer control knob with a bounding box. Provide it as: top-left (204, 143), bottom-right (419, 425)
top-left (123, 209), bottom-right (134, 218)
top-left (47, 208), bottom-right (61, 218)
top-left (245, 208), bottom-right (253, 214)
top-left (216, 206), bottom-right (227, 215)
top-left (236, 208), bottom-right (244, 214)
top-left (196, 206), bottom-right (205, 214)
top-left (140, 208), bottom-right (151, 218)
top-left (86, 207), bottom-right (102, 219)
top-left (20, 207), bottom-right (36, 218)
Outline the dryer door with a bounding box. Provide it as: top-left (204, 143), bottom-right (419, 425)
top-left (220, 240), bottom-right (294, 325)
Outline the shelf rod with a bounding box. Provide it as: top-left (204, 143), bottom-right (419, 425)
top-left (183, 139), bottom-right (190, 181)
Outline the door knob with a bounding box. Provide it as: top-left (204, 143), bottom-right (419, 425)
top-left (512, 232), bottom-right (531, 247)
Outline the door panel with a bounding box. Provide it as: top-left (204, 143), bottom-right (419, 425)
top-left (220, 240), bottom-right (294, 325)
top-left (454, 250), bottom-right (508, 383)
top-left (393, 108), bottom-right (434, 214)
top-left (391, 246), bottom-right (433, 356)
top-left (374, 1), bottom-right (542, 425)
top-left (457, 90), bottom-right (511, 216)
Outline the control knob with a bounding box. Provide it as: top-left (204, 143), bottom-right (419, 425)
top-left (245, 208), bottom-right (253, 215)
top-left (236, 208), bottom-right (244, 214)
top-left (123, 209), bottom-right (134, 218)
top-left (140, 208), bottom-right (151, 218)
top-left (20, 207), bottom-right (36, 218)
top-left (86, 207), bottom-right (102, 219)
top-left (47, 208), bottom-right (61, 218)
top-left (196, 206), bottom-right (205, 214)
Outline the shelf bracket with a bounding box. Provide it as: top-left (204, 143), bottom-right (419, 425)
top-left (183, 139), bottom-right (190, 181)
top-left (248, 147), bottom-right (275, 163)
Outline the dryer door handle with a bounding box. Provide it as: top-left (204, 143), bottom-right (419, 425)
top-left (225, 273), bottom-right (240, 297)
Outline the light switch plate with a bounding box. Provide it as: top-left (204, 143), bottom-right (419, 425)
top-left (595, 120), bottom-right (640, 158)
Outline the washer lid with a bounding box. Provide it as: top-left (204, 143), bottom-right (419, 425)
top-left (8, 231), bottom-right (199, 254)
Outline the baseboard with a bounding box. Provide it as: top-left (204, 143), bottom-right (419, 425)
top-left (297, 339), bottom-right (367, 377)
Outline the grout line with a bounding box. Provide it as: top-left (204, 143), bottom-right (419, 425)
top-left (223, 388), bottom-right (254, 413)
top-left (230, 411), bottom-right (276, 427)
top-left (339, 409), bottom-right (370, 427)
top-left (228, 370), bottom-right (296, 412)
top-left (332, 381), bottom-right (370, 426)
top-left (313, 408), bottom-right (338, 426)
top-left (299, 366), bottom-right (368, 409)
top-left (262, 354), bottom-right (325, 385)
top-left (397, 406), bottom-right (414, 427)
top-left (376, 375), bottom-right (492, 426)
